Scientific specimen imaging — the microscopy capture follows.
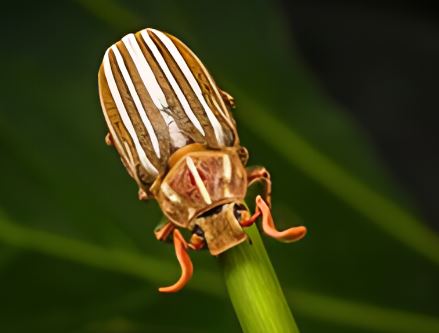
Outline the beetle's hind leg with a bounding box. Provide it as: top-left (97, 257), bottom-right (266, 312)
top-left (158, 229), bottom-right (194, 293)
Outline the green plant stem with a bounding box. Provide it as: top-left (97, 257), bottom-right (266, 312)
top-left (219, 225), bottom-right (300, 333)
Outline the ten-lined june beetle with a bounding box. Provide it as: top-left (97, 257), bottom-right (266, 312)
top-left (98, 28), bottom-right (306, 292)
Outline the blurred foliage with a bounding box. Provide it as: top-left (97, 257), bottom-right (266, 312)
top-left (0, 0), bottom-right (438, 332)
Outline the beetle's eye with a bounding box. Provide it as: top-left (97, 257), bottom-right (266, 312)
top-left (193, 225), bottom-right (204, 237)
top-left (233, 203), bottom-right (246, 221)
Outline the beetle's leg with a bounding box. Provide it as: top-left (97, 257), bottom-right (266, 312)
top-left (240, 208), bottom-right (261, 227)
top-left (105, 132), bottom-right (113, 146)
top-left (237, 146), bottom-right (249, 166)
top-left (159, 229), bottom-right (194, 293)
top-left (188, 225), bottom-right (206, 251)
top-left (246, 166), bottom-right (272, 207)
top-left (154, 221), bottom-right (176, 241)
top-left (240, 166), bottom-right (271, 227)
top-left (241, 195), bottom-right (306, 242)
top-left (220, 89), bottom-right (236, 109)
top-left (138, 188), bottom-right (149, 201)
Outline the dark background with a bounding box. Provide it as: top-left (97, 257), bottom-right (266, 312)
top-left (283, 0), bottom-right (439, 230)
top-left (0, 1), bottom-right (438, 332)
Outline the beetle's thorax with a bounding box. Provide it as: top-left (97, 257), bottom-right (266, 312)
top-left (154, 144), bottom-right (247, 228)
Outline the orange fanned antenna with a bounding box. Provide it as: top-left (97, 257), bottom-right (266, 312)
top-left (159, 230), bottom-right (193, 293)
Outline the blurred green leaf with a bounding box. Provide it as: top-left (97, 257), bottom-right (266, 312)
top-left (234, 95), bottom-right (439, 265)
top-left (1, 212), bottom-right (438, 333)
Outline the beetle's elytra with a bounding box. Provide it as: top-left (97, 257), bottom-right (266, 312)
top-left (98, 28), bottom-right (306, 292)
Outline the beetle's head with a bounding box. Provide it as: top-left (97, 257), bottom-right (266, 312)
top-left (189, 201), bottom-right (250, 256)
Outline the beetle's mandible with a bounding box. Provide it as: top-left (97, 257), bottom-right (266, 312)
top-left (98, 28), bottom-right (306, 292)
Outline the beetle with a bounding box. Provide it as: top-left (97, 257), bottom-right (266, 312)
top-left (98, 28), bottom-right (306, 293)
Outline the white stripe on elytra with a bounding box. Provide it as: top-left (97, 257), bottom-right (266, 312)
top-left (186, 157), bottom-right (212, 204)
top-left (103, 49), bottom-right (158, 175)
top-left (122, 34), bottom-right (187, 148)
top-left (149, 29), bottom-right (225, 146)
top-left (111, 45), bottom-right (161, 158)
top-left (140, 29), bottom-right (205, 137)
top-left (122, 34), bottom-right (167, 108)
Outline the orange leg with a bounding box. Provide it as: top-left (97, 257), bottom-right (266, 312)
top-left (158, 229), bottom-right (194, 293)
top-left (241, 195), bottom-right (307, 243)
top-left (154, 221), bottom-right (176, 241)
top-left (246, 166), bottom-right (272, 207)
top-left (240, 209), bottom-right (261, 227)
top-left (188, 232), bottom-right (206, 250)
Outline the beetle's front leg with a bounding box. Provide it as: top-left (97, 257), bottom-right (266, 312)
top-left (154, 221), bottom-right (176, 241)
top-left (246, 166), bottom-right (272, 206)
top-left (188, 225), bottom-right (206, 251)
top-left (158, 229), bottom-right (194, 293)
